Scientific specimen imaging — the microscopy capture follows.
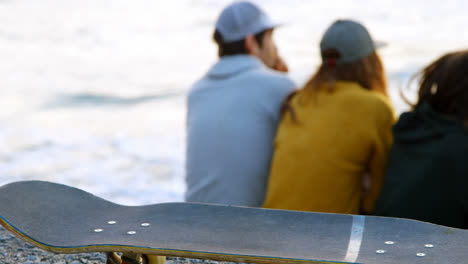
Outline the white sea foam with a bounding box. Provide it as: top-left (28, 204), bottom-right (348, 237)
top-left (0, 0), bottom-right (466, 205)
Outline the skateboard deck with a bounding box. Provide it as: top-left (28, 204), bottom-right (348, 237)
top-left (0, 180), bottom-right (467, 264)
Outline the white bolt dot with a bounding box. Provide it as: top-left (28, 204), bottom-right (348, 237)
top-left (385, 241), bottom-right (395, 245)
top-left (127, 231), bottom-right (137, 235)
top-left (416, 253), bottom-right (426, 257)
top-left (94, 229), bottom-right (104, 233)
top-left (425, 244), bottom-right (434, 248)
top-left (376, 250), bottom-right (386, 254)
top-left (107, 221), bottom-right (117, 225)
top-left (141, 223), bottom-right (151, 227)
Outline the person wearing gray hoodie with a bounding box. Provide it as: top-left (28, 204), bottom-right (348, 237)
top-left (185, 1), bottom-right (295, 207)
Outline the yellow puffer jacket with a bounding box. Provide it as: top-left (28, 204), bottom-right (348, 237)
top-left (263, 81), bottom-right (395, 214)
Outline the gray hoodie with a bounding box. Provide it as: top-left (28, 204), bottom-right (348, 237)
top-left (185, 55), bottom-right (295, 206)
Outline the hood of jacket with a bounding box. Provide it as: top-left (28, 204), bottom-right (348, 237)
top-left (394, 102), bottom-right (467, 143)
top-left (206, 55), bottom-right (265, 80)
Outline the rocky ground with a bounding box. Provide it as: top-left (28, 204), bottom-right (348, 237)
top-left (0, 225), bottom-right (106, 264)
top-left (0, 226), bottom-right (237, 264)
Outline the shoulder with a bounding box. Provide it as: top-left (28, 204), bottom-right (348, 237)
top-left (355, 90), bottom-right (395, 124)
top-left (334, 86), bottom-right (396, 130)
top-left (370, 97), bottom-right (394, 130)
top-left (240, 69), bottom-right (297, 108)
top-left (368, 92), bottom-right (394, 113)
top-left (443, 127), bottom-right (468, 155)
top-left (188, 75), bottom-right (212, 98)
top-left (249, 68), bottom-right (296, 90)
top-left (334, 82), bottom-right (395, 120)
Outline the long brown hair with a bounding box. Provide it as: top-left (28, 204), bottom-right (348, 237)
top-left (412, 50), bottom-right (468, 120)
top-left (305, 49), bottom-right (387, 95)
top-left (281, 49), bottom-right (387, 121)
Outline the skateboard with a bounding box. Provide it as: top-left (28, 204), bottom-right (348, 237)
top-left (0, 181), bottom-right (466, 264)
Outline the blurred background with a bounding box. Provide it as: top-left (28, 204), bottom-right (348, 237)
top-left (0, 0), bottom-right (466, 205)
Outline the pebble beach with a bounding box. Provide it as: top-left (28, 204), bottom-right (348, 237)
top-left (0, 225), bottom-right (106, 264)
top-left (0, 226), bottom-right (240, 264)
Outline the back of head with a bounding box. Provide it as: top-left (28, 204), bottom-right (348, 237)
top-left (416, 50), bottom-right (468, 120)
top-left (213, 1), bottom-right (278, 57)
top-left (304, 19), bottom-right (387, 95)
top-left (320, 19), bottom-right (379, 66)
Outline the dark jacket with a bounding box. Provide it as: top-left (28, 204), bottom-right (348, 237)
top-left (375, 102), bottom-right (468, 229)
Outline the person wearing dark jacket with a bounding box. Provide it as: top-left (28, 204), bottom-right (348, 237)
top-left (375, 50), bottom-right (468, 229)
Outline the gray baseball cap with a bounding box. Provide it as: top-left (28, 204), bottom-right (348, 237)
top-left (215, 1), bottom-right (280, 43)
top-left (320, 19), bottom-right (385, 65)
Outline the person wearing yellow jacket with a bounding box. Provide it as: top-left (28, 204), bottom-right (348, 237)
top-left (263, 19), bottom-right (395, 214)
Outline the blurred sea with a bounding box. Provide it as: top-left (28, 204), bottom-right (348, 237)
top-left (1, 0), bottom-right (467, 205)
